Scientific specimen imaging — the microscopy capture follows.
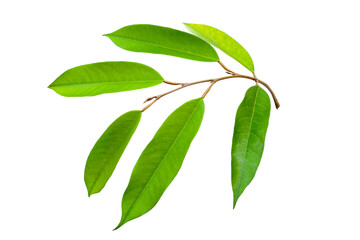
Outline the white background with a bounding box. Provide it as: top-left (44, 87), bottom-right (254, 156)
top-left (1, 0), bottom-right (359, 239)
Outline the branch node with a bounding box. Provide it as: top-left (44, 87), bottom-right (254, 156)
top-left (144, 96), bottom-right (157, 103)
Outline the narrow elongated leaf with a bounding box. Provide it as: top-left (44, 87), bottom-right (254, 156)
top-left (115, 98), bottom-right (205, 229)
top-left (184, 23), bottom-right (254, 72)
top-left (49, 62), bottom-right (163, 97)
top-left (85, 110), bottom-right (141, 196)
top-left (104, 24), bottom-right (219, 62)
top-left (231, 86), bottom-right (270, 208)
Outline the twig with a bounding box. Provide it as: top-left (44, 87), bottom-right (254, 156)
top-left (253, 72), bottom-right (259, 86)
top-left (163, 80), bottom-right (186, 86)
top-left (218, 61), bottom-right (235, 75)
top-left (201, 80), bottom-right (217, 98)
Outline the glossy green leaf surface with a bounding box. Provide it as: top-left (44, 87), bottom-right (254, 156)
top-left (49, 62), bottom-right (163, 97)
top-left (231, 86), bottom-right (270, 208)
top-left (184, 23), bottom-right (254, 72)
top-left (104, 24), bottom-right (219, 62)
top-left (115, 98), bottom-right (205, 229)
top-left (85, 110), bottom-right (141, 196)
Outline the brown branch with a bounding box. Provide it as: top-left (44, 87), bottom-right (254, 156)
top-left (142, 74), bottom-right (280, 111)
top-left (142, 65), bottom-right (280, 111)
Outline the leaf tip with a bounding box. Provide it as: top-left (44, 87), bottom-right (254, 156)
top-left (85, 180), bottom-right (97, 197)
top-left (233, 192), bottom-right (241, 209)
top-left (233, 200), bottom-right (238, 209)
top-left (48, 84), bottom-right (61, 96)
top-left (47, 82), bottom-right (54, 89)
top-left (86, 187), bottom-right (101, 197)
top-left (113, 221), bottom-right (125, 231)
top-left (183, 22), bottom-right (195, 26)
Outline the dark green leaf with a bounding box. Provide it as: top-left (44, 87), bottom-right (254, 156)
top-left (115, 98), bottom-right (205, 229)
top-left (85, 110), bottom-right (141, 196)
top-left (184, 23), bottom-right (254, 72)
top-left (231, 86), bottom-right (271, 208)
top-left (104, 24), bottom-right (219, 62)
top-left (49, 62), bottom-right (163, 97)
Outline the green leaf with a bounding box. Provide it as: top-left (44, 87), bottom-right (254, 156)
top-left (231, 86), bottom-right (271, 208)
top-left (85, 110), bottom-right (141, 196)
top-left (115, 98), bottom-right (205, 229)
top-left (184, 23), bottom-right (254, 72)
top-left (104, 24), bottom-right (219, 62)
top-left (48, 61), bottom-right (163, 97)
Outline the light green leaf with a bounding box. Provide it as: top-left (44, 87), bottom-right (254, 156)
top-left (85, 110), bottom-right (141, 196)
top-left (184, 23), bottom-right (254, 72)
top-left (48, 61), bottom-right (163, 97)
top-left (231, 86), bottom-right (271, 208)
top-left (115, 98), bottom-right (205, 229)
top-left (104, 24), bottom-right (219, 62)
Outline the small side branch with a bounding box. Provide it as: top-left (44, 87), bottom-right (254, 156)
top-left (218, 61), bottom-right (236, 75)
top-left (142, 85), bottom-right (185, 112)
top-left (163, 80), bottom-right (186, 86)
top-left (252, 73), bottom-right (259, 86)
top-left (201, 80), bottom-right (217, 98)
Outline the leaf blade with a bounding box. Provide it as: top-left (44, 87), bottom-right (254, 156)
top-left (85, 110), bottom-right (141, 196)
top-left (49, 61), bottom-right (163, 97)
top-left (231, 86), bottom-right (271, 208)
top-left (104, 24), bottom-right (219, 62)
top-left (115, 98), bottom-right (205, 229)
top-left (184, 23), bottom-right (254, 72)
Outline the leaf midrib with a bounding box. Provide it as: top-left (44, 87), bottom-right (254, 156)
top-left (121, 100), bottom-right (202, 224)
top-left (106, 34), bottom-right (217, 61)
